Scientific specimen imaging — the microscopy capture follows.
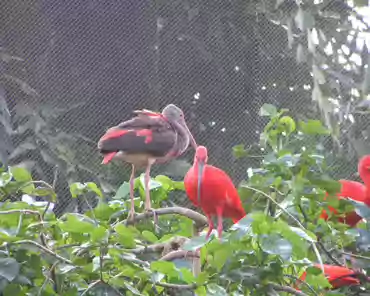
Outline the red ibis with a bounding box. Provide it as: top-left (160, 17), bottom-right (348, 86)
top-left (320, 155), bottom-right (370, 227)
top-left (184, 145), bottom-right (246, 240)
top-left (98, 104), bottom-right (197, 221)
top-left (298, 264), bottom-right (362, 290)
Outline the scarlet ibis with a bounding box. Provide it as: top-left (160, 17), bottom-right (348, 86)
top-left (320, 155), bottom-right (370, 227)
top-left (299, 264), bottom-right (361, 289)
top-left (184, 145), bottom-right (246, 240)
top-left (98, 104), bottom-right (197, 220)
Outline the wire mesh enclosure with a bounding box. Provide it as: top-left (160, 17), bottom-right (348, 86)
top-left (1, 0), bottom-right (370, 216)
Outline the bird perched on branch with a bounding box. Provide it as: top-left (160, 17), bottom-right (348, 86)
top-left (184, 145), bottom-right (246, 240)
top-left (98, 104), bottom-right (197, 221)
top-left (320, 155), bottom-right (370, 227)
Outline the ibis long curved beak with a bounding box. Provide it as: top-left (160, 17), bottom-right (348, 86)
top-left (197, 160), bottom-right (205, 206)
top-left (177, 119), bottom-right (197, 150)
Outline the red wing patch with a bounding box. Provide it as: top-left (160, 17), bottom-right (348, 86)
top-left (102, 152), bottom-right (117, 164)
top-left (100, 129), bottom-right (131, 142)
top-left (136, 129), bottom-right (153, 144)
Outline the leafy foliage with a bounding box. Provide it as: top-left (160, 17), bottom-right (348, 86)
top-left (0, 105), bottom-right (367, 295)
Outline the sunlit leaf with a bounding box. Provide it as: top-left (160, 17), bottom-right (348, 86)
top-left (113, 182), bottom-right (130, 200)
top-left (183, 235), bottom-right (208, 251)
top-left (150, 261), bottom-right (179, 278)
top-left (259, 104), bottom-right (277, 117)
top-left (0, 172), bottom-right (12, 187)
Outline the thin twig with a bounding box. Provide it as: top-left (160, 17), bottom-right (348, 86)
top-left (37, 261), bottom-right (59, 296)
top-left (0, 209), bottom-right (41, 216)
top-left (267, 283), bottom-right (309, 296)
top-left (298, 206), bottom-right (341, 267)
top-left (317, 241), bottom-right (342, 266)
top-left (118, 207), bottom-right (208, 230)
top-left (154, 282), bottom-right (197, 290)
top-left (242, 185), bottom-right (325, 272)
top-left (340, 251), bottom-right (370, 261)
top-left (81, 280), bottom-right (103, 296)
top-left (283, 274), bottom-right (319, 296)
top-left (128, 236), bottom-right (189, 255)
top-left (3, 240), bottom-right (73, 265)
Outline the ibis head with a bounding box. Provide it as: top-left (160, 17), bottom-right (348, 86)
top-left (162, 104), bottom-right (197, 152)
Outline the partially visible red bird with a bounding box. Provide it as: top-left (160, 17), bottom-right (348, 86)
top-left (98, 104), bottom-right (197, 220)
top-left (184, 145), bottom-right (246, 239)
top-left (320, 155), bottom-right (370, 227)
top-left (298, 264), bottom-right (361, 290)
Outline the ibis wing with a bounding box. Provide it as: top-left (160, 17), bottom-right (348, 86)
top-left (98, 115), bottom-right (176, 157)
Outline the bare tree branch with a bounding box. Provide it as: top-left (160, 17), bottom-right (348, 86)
top-left (160, 250), bottom-right (200, 261)
top-left (128, 236), bottom-right (189, 255)
top-left (2, 240), bottom-right (73, 265)
top-left (120, 207), bottom-right (208, 230)
top-left (154, 282), bottom-right (197, 290)
top-left (268, 283), bottom-right (309, 296)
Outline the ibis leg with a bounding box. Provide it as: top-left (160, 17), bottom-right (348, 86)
top-left (216, 207), bottom-right (224, 240)
top-left (127, 164), bottom-right (136, 221)
top-left (144, 159), bottom-right (158, 226)
top-left (205, 213), bottom-right (214, 240)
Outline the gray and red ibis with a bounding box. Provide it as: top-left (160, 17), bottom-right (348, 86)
top-left (98, 104), bottom-right (197, 221)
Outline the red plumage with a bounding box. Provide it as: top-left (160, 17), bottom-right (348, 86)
top-left (184, 146), bottom-right (246, 239)
top-left (299, 264), bottom-right (360, 290)
top-left (320, 155), bottom-right (370, 227)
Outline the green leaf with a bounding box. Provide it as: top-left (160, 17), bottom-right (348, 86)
top-left (172, 181), bottom-right (185, 191)
top-left (212, 248), bottom-right (231, 272)
top-left (114, 224), bottom-right (136, 248)
top-left (195, 286), bottom-right (207, 296)
top-left (260, 234), bottom-right (292, 260)
top-left (289, 226), bottom-right (316, 242)
top-left (278, 116), bottom-right (296, 135)
top-left (232, 144), bottom-right (248, 159)
top-left (207, 283), bottom-right (228, 296)
top-left (86, 182), bottom-right (103, 197)
top-left (32, 187), bottom-right (56, 201)
top-left (299, 120), bottom-right (330, 135)
top-left (58, 214), bottom-right (96, 234)
top-left (182, 235), bottom-right (208, 251)
top-left (305, 272), bottom-right (332, 289)
top-left (124, 282), bottom-right (143, 295)
top-left (91, 226), bottom-right (108, 243)
top-left (9, 167), bottom-right (32, 182)
top-left (155, 175), bottom-right (173, 191)
top-left (150, 261), bottom-right (178, 278)
top-left (113, 182), bottom-right (130, 200)
top-left (0, 172), bottom-right (12, 187)
top-left (141, 230), bottom-right (158, 243)
top-left (179, 268), bottom-right (195, 283)
top-left (69, 182), bottom-right (86, 198)
top-left (0, 258), bottom-right (20, 281)
top-left (259, 104), bottom-right (277, 117)
top-left (140, 174), bottom-right (162, 190)
top-left (310, 177), bottom-right (341, 195)
top-left (93, 202), bottom-right (115, 220)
